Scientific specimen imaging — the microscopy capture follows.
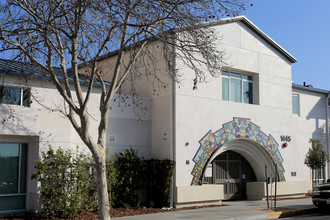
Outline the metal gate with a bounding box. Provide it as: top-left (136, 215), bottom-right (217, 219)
top-left (203, 151), bottom-right (256, 200)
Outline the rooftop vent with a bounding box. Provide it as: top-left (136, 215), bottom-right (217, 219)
top-left (303, 82), bottom-right (313, 88)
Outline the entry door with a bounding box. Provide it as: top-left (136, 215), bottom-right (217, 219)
top-left (213, 151), bottom-right (242, 200)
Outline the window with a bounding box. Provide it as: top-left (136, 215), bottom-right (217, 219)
top-left (0, 143), bottom-right (27, 211)
top-left (222, 71), bottom-right (253, 104)
top-left (313, 167), bottom-right (325, 187)
top-left (292, 94), bottom-right (299, 115)
top-left (0, 86), bottom-right (30, 107)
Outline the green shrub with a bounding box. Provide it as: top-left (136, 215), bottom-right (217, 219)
top-left (112, 148), bottom-right (143, 207)
top-left (32, 146), bottom-right (175, 217)
top-left (31, 146), bottom-right (96, 219)
top-left (109, 149), bottom-right (175, 208)
top-left (75, 153), bottom-right (98, 212)
top-left (144, 159), bottom-right (175, 207)
top-left (106, 155), bottom-right (118, 208)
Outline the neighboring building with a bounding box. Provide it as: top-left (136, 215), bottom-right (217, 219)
top-left (0, 16), bottom-right (329, 214)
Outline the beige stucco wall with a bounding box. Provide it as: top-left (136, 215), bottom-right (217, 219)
top-left (246, 180), bottom-right (312, 200)
top-left (86, 41), bottom-right (171, 98)
top-left (107, 94), bottom-right (152, 158)
top-left (174, 185), bottom-right (224, 208)
top-left (151, 94), bottom-right (173, 159)
top-left (91, 40), bottom-right (173, 160)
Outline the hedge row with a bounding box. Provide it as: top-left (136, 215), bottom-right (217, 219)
top-left (32, 147), bottom-right (174, 219)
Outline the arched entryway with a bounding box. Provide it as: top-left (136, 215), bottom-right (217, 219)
top-left (203, 150), bottom-right (256, 200)
top-left (191, 118), bottom-right (285, 190)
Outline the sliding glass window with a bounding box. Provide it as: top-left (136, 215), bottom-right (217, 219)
top-left (222, 71), bottom-right (253, 104)
top-left (0, 143), bottom-right (27, 212)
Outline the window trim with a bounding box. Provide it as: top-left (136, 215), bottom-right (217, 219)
top-left (222, 71), bottom-right (254, 104)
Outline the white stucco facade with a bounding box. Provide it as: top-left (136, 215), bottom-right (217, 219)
top-left (0, 74), bottom-right (102, 212)
top-left (173, 19), bottom-right (326, 183)
top-left (170, 18), bottom-right (329, 205)
top-left (0, 73), bottom-right (152, 213)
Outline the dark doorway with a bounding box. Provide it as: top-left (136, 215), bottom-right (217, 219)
top-left (203, 150), bottom-right (256, 200)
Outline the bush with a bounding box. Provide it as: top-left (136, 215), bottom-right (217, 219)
top-left (31, 146), bottom-right (96, 219)
top-left (111, 148), bottom-right (143, 207)
top-left (110, 149), bottom-right (175, 208)
top-left (144, 159), bottom-right (175, 207)
top-left (32, 146), bottom-right (175, 218)
top-left (106, 155), bottom-right (118, 207)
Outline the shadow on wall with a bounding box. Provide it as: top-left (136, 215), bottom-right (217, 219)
top-left (0, 104), bottom-right (48, 138)
top-left (305, 96), bottom-right (327, 143)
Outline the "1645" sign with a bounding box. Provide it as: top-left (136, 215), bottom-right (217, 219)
top-left (280, 135), bottom-right (291, 142)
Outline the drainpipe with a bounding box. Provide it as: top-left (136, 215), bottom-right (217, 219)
top-left (326, 94), bottom-right (330, 181)
top-left (170, 35), bottom-right (176, 208)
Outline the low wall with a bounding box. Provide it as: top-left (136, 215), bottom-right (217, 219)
top-left (174, 185), bottom-right (224, 208)
top-left (247, 180), bottom-right (312, 200)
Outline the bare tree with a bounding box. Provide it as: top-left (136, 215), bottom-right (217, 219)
top-left (0, 0), bottom-right (250, 219)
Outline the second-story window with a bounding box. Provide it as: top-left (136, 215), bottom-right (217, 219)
top-left (222, 71), bottom-right (253, 104)
top-left (0, 86), bottom-right (30, 107)
top-left (292, 94), bottom-right (299, 115)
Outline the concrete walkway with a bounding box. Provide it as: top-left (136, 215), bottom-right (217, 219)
top-left (114, 198), bottom-right (317, 220)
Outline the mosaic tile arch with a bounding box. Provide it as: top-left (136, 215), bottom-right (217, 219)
top-left (191, 117), bottom-right (285, 185)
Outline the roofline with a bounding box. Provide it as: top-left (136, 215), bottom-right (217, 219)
top-left (204, 16), bottom-right (297, 63)
top-left (88, 31), bottom-right (170, 65)
top-left (0, 58), bottom-right (110, 88)
top-left (292, 83), bottom-right (330, 94)
top-left (95, 16), bottom-right (297, 64)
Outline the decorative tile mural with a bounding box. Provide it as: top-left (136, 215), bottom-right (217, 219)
top-left (191, 117), bottom-right (285, 185)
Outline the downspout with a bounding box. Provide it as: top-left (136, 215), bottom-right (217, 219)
top-left (326, 94), bottom-right (330, 181)
top-left (170, 36), bottom-right (176, 208)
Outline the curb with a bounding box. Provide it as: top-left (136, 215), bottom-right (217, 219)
top-left (267, 208), bottom-right (318, 219)
top-left (222, 214), bottom-right (269, 220)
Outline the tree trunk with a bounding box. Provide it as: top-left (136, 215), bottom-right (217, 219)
top-left (95, 152), bottom-right (111, 220)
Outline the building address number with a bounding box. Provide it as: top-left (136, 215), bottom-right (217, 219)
top-left (280, 135), bottom-right (291, 142)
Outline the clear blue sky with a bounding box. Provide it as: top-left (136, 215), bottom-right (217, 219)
top-left (242, 0), bottom-right (330, 90)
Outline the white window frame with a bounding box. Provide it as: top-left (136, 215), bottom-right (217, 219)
top-left (292, 93), bottom-right (300, 115)
top-left (222, 71), bottom-right (254, 104)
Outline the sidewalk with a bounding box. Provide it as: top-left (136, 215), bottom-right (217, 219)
top-left (113, 198), bottom-right (317, 220)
